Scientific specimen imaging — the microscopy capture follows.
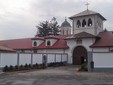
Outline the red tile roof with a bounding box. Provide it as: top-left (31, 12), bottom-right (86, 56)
top-left (31, 37), bottom-right (44, 40)
top-left (0, 38), bottom-right (32, 50)
top-left (66, 32), bottom-right (96, 39)
top-left (0, 45), bottom-right (15, 52)
top-left (91, 31), bottom-right (113, 47)
top-left (33, 35), bottom-right (69, 49)
top-left (36, 39), bottom-right (69, 49)
top-left (0, 35), bottom-right (69, 50)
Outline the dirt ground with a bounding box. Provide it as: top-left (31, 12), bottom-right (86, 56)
top-left (0, 65), bottom-right (113, 85)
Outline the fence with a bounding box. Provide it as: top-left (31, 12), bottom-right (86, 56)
top-left (0, 53), bottom-right (68, 68)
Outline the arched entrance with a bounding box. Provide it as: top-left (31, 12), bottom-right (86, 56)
top-left (73, 46), bottom-right (87, 65)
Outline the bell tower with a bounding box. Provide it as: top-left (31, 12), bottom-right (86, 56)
top-left (69, 4), bottom-right (106, 35)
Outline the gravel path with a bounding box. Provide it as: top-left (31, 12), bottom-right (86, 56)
top-left (0, 65), bottom-right (113, 85)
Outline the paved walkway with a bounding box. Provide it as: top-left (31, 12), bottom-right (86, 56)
top-left (0, 65), bottom-right (113, 85)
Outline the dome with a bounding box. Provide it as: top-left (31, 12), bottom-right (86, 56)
top-left (61, 19), bottom-right (71, 27)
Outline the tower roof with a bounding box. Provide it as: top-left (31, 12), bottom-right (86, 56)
top-left (70, 10), bottom-right (106, 20)
top-left (61, 19), bottom-right (71, 27)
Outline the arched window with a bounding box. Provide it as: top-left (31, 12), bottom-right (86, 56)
top-left (47, 41), bottom-right (51, 46)
top-left (88, 18), bottom-right (92, 27)
top-left (34, 41), bottom-right (37, 46)
top-left (82, 19), bottom-right (86, 27)
top-left (76, 20), bottom-right (81, 28)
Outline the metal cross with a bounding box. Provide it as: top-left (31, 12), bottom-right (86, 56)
top-left (85, 2), bottom-right (90, 10)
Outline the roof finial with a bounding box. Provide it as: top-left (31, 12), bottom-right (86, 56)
top-left (65, 17), bottom-right (67, 21)
top-left (85, 2), bottom-right (90, 10)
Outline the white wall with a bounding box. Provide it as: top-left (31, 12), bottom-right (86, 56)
top-left (37, 49), bottom-right (64, 54)
top-left (46, 49), bottom-right (64, 53)
top-left (56, 54), bottom-right (61, 62)
top-left (93, 53), bottom-right (113, 68)
top-left (19, 54), bottom-right (31, 65)
top-left (73, 15), bottom-right (96, 35)
top-left (47, 54), bottom-right (55, 63)
top-left (62, 54), bottom-right (67, 62)
top-left (73, 14), bottom-right (103, 35)
top-left (93, 48), bottom-right (109, 52)
top-left (0, 53), bottom-right (17, 67)
top-left (0, 53), bottom-right (68, 68)
top-left (33, 54), bottom-right (42, 64)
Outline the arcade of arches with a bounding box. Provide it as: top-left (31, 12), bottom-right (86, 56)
top-left (73, 46), bottom-right (87, 65)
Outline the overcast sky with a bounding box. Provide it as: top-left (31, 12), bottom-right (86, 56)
top-left (0, 0), bottom-right (113, 40)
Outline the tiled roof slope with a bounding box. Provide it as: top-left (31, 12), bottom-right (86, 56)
top-left (0, 45), bottom-right (15, 52)
top-left (66, 32), bottom-right (96, 39)
top-left (70, 10), bottom-right (106, 20)
top-left (0, 36), bottom-right (69, 50)
top-left (91, 31), bottom-right (113, 47)
top-left (0, 38), bottom-right (32, 50)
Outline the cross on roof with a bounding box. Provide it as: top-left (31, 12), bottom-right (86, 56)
top-left (85, 2), bottom-right (90, 10)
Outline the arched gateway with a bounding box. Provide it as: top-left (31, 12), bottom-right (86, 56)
top-left (73, 46), bottom-right (87, 65)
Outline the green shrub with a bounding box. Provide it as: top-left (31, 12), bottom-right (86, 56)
top-left (24, 64), bottom-right (28, 68)
top-left (35, 63), bottom-right (39, 69)
top-left (38, 64), bottom-right (43, 69)
top-left (3, 65), bottom-right (9, 72)
top-left (32, 64), bottom-right (36, 68)
top-left (79, 63), bottom-right (88, 71)
top-left (28, 64), bottom-right (31, 68)
top-left (9, 65), bottom-right (14, 71)
top-left (19, 65), bottom-right (24, 70)
top-left (14, 65), bottom-right (18, 70)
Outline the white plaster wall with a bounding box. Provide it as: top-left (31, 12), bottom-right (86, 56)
top-left (73, 15), bottom-right (96, 35)
top-left (0, 52), bottom-right (68, 68)
top-left (93, 53), bottom-right (113, 68)
top-left (47, 54), bottom-right (55, 63)
top-left (74, 28), bottom-right (95, 35)
top-left (93, 48), bottom-right (109, 52)
top-left (33, 54), bottom-right (42, 64)
top-left (19, 54), bottom-right (31, 65)
top-left (56, 54), bottom-right (61, 62)
top-left (62, 54), bottom-right (67, 62)
top-left (37, 50), bottom-right (45, 53)
top-left (0, 53), bottom-right (17, 67)
top-left (73, 15), bottom-right (104, 35)
top-left (37, 49), bottom-right (64, 54)
top-left (46, 49), bottom-right (64, 53)
top-left (82, 38), bottom-right (95, 51)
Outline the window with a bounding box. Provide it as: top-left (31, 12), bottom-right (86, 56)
top-left (33, 41), bottom-right (37, 46)
top-left (76, 39), bottom-right (82, 44)
top-left (82, 19), bottom-right (86, 27)
top-left (47, 41), bottom-right (51, 46)
top-left (76, 20), bottom-right (81, 28)
top-left (88, 18), bottom-right (92, 27)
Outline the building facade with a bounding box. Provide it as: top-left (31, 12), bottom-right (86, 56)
top-left (0, 9), bottom-right (113, 72)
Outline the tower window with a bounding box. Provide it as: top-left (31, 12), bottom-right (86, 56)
top-left (88, 18), bottom-right (92, 27)
top-left (34, 41), bottom-right (37, 46)
top-left (82, 19), bottom-right (86, 27)
top-left (76, 20), bottom-right (81, 28)
top-left (47, 41), bottom-right (51, 46)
